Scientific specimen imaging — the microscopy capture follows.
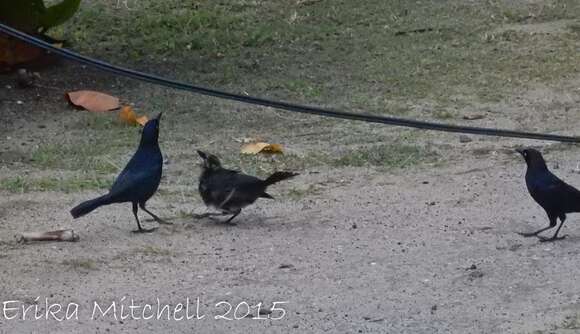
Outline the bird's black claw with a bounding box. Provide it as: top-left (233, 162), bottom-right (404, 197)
top-left (538, 235), bottom-right (566, 242)
top-left (132, 227), bottom-right (158, 233)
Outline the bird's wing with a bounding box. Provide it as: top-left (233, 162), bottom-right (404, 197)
top-left (530, 172), bottom-right (580, 213)
top-left (205, 170), bottom-right (266, 211)
top-left (109, 166), bottom-right (161, 199)
top-left (556, 180), bottom-right (580, 212)
top-left (107, 148), bottom-right (162, 200)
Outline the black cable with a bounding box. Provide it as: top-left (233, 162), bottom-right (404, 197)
top-left (1, 23), bottom-right (579, 143)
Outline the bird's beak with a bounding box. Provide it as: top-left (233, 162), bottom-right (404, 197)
top-left (515, 148), bottom-right (524, 155)
top-left (197, 150), bottom-right (207, 160)
top-left (155, 112), bottom-right (163, 120)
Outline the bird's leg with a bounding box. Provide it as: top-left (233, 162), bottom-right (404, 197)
top-left (139, 202), bottom-right (171, 225)
top-left (539, 216), bottom-right (567, 242)
top-left (518, 226), bottom-right (553, 237)
top-left (518, 215), bottom-right (557, 237)
top-left (222, 209), bottom-right (241, 225)
top-left (132, 202), bottom-right (157, 233)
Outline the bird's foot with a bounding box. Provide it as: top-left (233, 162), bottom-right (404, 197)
top-left (132, 227), bottom-right (158, 234)
top-left (538, 235), bottom-right (566, 243)
top-left (517, 231), bottom-right (540, 238)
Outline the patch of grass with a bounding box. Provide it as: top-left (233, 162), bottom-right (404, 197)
top-left (61, 259), bottom-right (97, 271)
top-left (332, 144), bottom-right (434, 169)
top-left (53, 0), bottom-right (580, 115)
top-left (30, 144), bottom-right (119, 174)
top-left (60, 1), bottom-right (279, 61)
top-left (284, 80), bottom-right (323, 99)
top-left (210, 141), bottom-right (434, 174)
top-left (0, 176), bottom-right (112, 193)
top-left (220, 153), bottom-right (325, 179)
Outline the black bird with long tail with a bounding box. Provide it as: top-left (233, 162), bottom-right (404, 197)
top-left (196, 150), bottom-right (298, 224)
top-left (70, 113), bottom-right (168, 233)
top-left (517, 148), bottom-right (580, 242)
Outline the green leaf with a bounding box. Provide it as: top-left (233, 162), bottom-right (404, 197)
top-left (39, 0), bottom-right (81, 30)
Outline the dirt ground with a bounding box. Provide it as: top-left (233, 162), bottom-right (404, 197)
top-left (1, 69), bottom-right (580, 334)
top-left (2, 1), bottom-right (580, 333)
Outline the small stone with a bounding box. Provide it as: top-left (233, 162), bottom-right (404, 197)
top-left (462, 114), bottom-right (486, 120)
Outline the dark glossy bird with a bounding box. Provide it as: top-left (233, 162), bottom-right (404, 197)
top-left (517, 148), bottom-right (580, 242)
top-left (196, 150), bottom-right (298, 224)
top-left (70, 113), bottom-right (167, 233)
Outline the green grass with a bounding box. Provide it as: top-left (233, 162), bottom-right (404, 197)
top-left (60, 1), bottom-right (279, 60)
top-left (52, 0), bottom-right (580, 110)
top-left (201, 141), bottom-right (432, 177)
top-left (7, 0), bottom-right (575, 198)
top-left (0, 176), bottom-right (112, 193)
top-left (30, 144), bottom-right (120, 173)
top-left (29, 114), bottom-right (139, 173)
top-left (331, 144), bottom-right (433, 168)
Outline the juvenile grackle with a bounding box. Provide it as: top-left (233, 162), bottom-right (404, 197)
top-left (196, 150), bottom-right (298, 224)
top-left (517, 148), bottom-right (580, 242)
top-left (70, 113), bottom-right (167, 233)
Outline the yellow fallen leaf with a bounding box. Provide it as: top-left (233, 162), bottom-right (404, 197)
top-left (240, 142), bottom-right (284, 155)
top-left (119, 105), bottom-right (137, 125)
top-left (260, 143), bottom-right (283, 154)
top-left (136, 115), bottom-right (149, 126)
top-left (119, 106), bottom-right (148, 127)
top-left (66, 90), bottom-right (119, 112)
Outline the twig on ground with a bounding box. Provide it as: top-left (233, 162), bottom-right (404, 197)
top-left (18, 230), bottom-right (80, 243)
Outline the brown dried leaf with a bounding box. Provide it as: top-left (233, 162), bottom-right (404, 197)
top-left (66, 90), bottom-right (119, 112)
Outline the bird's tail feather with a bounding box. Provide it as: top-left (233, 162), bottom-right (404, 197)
top-left (264, 171), bottom-right (298, 186)
top-left (70, 194), bottom-right (112, 218)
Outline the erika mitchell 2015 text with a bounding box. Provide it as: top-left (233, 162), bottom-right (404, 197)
top-left (1, 297), bottom-right (288, 321)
